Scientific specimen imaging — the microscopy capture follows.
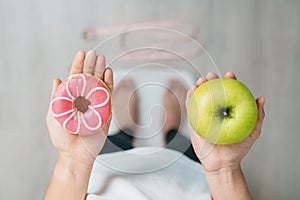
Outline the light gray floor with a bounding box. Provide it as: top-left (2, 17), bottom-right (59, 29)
top-left (0, 0), bottom-right (299, 199)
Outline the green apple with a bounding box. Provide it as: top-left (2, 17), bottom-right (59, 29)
top-left (188, 78), bottom-right (258, 144)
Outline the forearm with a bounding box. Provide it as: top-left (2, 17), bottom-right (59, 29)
top-left (45, 156), bottom-right (94, 200)
top-left (206, 165), bottom-right (252, 200)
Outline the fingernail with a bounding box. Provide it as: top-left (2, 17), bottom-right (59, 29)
top-left (225, 72), bottom-right (231, 76)
top-left (87, 50), bottom-right (96, 55)
top-left (77, 50), bottom-right (84, 56)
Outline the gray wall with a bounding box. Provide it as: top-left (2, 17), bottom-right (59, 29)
top-left (0, 0), bottom-right (299, 199)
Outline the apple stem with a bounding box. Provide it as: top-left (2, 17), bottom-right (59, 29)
top-left (220, 107), bottom-right (231, 119)
top-left (223, 111), bottom-right (228, 116)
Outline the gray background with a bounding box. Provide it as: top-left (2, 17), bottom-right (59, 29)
top-left (0, 0), bottom-right (299, 199)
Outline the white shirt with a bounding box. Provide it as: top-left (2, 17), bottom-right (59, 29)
top-left (87, 147), bottom-right (210, 200)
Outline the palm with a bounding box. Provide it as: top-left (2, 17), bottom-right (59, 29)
top-left (47, 112), bottom-right (109, 165)
top-left (190, 128), bottom-right (255, 172)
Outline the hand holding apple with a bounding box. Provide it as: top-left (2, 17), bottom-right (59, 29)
top-left (186, 72), bottom-right (265, 173)
top-left (188, 75), bottom-right (258, 144)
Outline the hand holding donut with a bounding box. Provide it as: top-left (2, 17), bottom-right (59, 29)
top-left (46, 50), bottom-right (113, 166)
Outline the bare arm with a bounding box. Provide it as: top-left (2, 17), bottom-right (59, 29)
top-left (45, 51), bottom-right (113, 200)
top-left (206, 166), bottom-right (252, 200)
top-left (45, 156), bottom-right (93, 200)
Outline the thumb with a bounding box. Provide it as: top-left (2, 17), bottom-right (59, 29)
top-left (51, 78), bottom-right (62, 99)
top-left (103, 67), bottom-right (113, 93)
top-left (47, 78), bottom-right (62, 121)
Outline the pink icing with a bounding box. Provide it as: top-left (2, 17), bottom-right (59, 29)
top-left (51, 74), bottom-right (111, 135)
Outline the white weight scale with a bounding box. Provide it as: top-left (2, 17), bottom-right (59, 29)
top-left (108, 64), bottom-right (196, 147)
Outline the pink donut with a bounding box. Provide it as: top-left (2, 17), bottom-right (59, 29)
top-left (50, 73), bottom-right (112, 135)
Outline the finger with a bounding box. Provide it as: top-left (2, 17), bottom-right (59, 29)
top-left (70, 51), bottom-right (85, 75)
top-left (205, 72), bottom-right (218, 80)
top-left (47, 78), bottom-right (62, 120)
top-left (94, 54), bottom-right (106, 79)
top-left (51, 78), bottom-right (62, 99)
top-left (224, 71), bottom-right (237, 79)
top-left (186, 76), bottom-right (208, 108)
top-left (103, 67), bottom-right (113, 92)
top-left (83, 50), bottom-right (97, 74)
top-left (101, 117), bottom-right (112, 136)
top-left (186, 73), bottom-right (218, 111)
top-left (186, 86), bottom-right (196, 99)
top-left (186, 86), bottom-right (195, 108)
top-left (195, 76), bottom-right (206, 87)
top-left (250, 96), bottom-right (265, 140)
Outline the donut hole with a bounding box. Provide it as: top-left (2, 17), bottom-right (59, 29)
top-left (73, 96), bottom-right (91, 113)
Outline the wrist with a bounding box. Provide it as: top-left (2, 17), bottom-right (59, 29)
top-left (58, 150), bottom-right (96, 169)
top-left (58, 155), bottom-right (94, 174)
top-left (205, 165), bottom-right (242, 180)
top-left (56, 155), bottom-right (93, 192)
top-left (205, 165), bottom-right (252, 200)
top-left (45, 156), bottom-right (93, 200)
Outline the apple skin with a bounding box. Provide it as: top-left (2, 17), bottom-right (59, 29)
top-left (188, 78), bottom-right (258, 144)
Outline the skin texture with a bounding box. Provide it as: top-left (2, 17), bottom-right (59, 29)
top-left (45, 51), bottom-right (265, 200)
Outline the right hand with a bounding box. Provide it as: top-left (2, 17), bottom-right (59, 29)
top-left (186, 72), bottom-right (265, 173)
top-left (46, 50), bottom-right (113, 167)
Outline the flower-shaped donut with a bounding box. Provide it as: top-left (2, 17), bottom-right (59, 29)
top-left (51, 73), bottom-right (112, 135)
